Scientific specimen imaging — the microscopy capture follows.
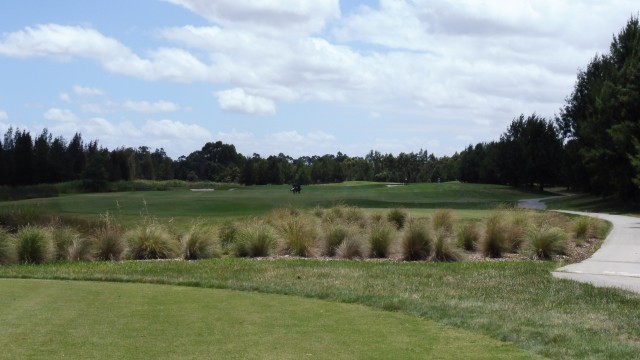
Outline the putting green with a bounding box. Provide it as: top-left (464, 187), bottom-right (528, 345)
top-left (0, 279), bottom-right (538, 359)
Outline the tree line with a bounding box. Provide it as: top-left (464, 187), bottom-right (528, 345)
top-left (1, 16), bottom-right (638, 200)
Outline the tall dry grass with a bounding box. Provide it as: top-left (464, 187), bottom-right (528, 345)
top-left (181, 224), bottom-right (220, 260)
top-left (234, 219), bottom-right (277, 257)
top-left (482, 213), bottom-right (507, 258)
top-left (401, 220), bottom-right (432, 261)
top-left (0, 228), bottom-right (17, 265)
top-left (15, 226), bottom-right (54, 264)
top-left (126, 222), bottom-right (179, 260)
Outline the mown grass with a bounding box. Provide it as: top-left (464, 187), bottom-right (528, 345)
top-left (0, 278), bottom-right (537, 359)
top-left (0, 182), bottom-right (551, 228)
top-left (0, 259), bottom-right (637, 359)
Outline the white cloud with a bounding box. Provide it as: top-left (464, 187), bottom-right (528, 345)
top-left (59, 92), bottom-right (71, 102)
top-left (215, 88), bottom-right (276, 115)
top-left (124, 100), bottom-right (180, 113)
top-left (0, 110), bottom-right (8, 121)
top-left (0, 24), bottom-right (213, 83)
top-left (43, 108), bottom-right (78, 122)
top-left (73, 85), bottom-right (105, 96)
top-left (142, 119), bottom-right (212, 140)
top-left (163, 0), bottom-right (340, 36)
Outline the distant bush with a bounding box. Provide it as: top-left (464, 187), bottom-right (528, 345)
top-left (234, 220), bottom-right (277, 257)
top-left (527, 226), bottom-right (567, 260)
top-left (0, 228), bottom-right (17, 265)
top-left (15, 226), bottom-right (54, 264)
top-left (432, 209), bottom-right (455, 234)
top-left (126, 222), bottom-right (179, 260)
top-left (368, 223), bottom-right (395, 258)
top-left (387, 208), bottom-right (408, 230)
top-left (0, 184), bottom-right (59, 201)
top-left (482, 214), bottom-right (507, 258)
top-left (181, 224), bottom-right (220, 260)
top-left (401, 220), bottom-right (432, 261)
top-left (456, 223), bottom-right (480, 251)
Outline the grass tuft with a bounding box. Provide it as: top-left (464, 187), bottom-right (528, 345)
top-left (574, 216), bottom-right (596, 241)
top-left (235, 220), bottom-right (277, 257)
top-left (526, 226), bottom-right (567, 260)
top-left (336, 236), bottom-right (367, 259)
top-left (324, 224), bottom-right (349, 256)
top-left (368, 223), bottom-right (395, 258)
top-left (432, 209), bottom-right (456, 234)
top-left (387, 208), bottom-right (408, 230)
top-left (401, 220), bottom-right (432, 261)
top-left (14, 226), bottom-right (54, 264)
top-left (456, 223), bottom-right (480, 251)
top-left (481, 213), bottom-right (507, 258)
top-left (432, 230), bottom-right (463, 262)
top-left (276, 216), bottom-right (319, 257)
top-left (126, 222), bottom-right (179, 260)
top-left (93, 213), bottom-right (127, 261)
top-left (181, 224), bottom-right (220, 260)
top-left (0, 228), bottom-right (17, 265)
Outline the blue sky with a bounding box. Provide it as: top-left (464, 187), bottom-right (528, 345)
top-left (0, 0), bottom-right (637, 159)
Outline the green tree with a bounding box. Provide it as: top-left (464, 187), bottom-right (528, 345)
top-left (82, 151), bottom-right (109, 192)
top-left (559, 16), bottom-right (640, 198)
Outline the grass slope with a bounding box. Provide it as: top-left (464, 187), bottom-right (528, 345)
top-left (0, 278), bottom-right (536, 359)
top-left (1, 259), bottom-right (638, 359)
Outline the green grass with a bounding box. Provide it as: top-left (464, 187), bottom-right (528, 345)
top-left (0, 181), bottom-right (634, 358)
top-left (546, 193), bottom-right (640, 215)
top-left (0, 259), bottom-right (638, 359)
top-left (0, 278), bottom-right (537, 359)
top-left (0, 182), bottom-right (550, 228)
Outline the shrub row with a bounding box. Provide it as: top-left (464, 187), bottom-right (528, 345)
top-left (0, 206), bottom-right (608, 265)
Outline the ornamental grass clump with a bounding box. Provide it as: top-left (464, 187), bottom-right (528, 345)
top-left (15, 226), bottom-right (54, 264)
top-left (0, 228), bottom-right (17, 265)
top-left (324, 224), bottom-right (349, 256)
top-left (67, 236), bottom-right (95, 262)
top-left (93, 213), bottom-right (126, 261)
top-left (456, 223), bottom-right (480, 251)
top-left (401, 220), bottom-right (432, 261)
top-left (218, 221), bottom-right (238, 254)
top-left (50, 226), bottom-right (91, 261)
top-left (234, 220), bottom-right (277, 257)
top-left (387, 208), bottom-right (408, 230)
top-left (432, 230), bottom-right (462, 262)
top-left (276, 216), bottom-right (319, 257)
top-left (181, 224), bottom-right (220, 260)
top-left (574, 216), bottom-right (596, 242)
top-left (432, 209), bottom-right (456, 234)
top-left (482, 213), bottom-right (507, 258)
top-left (527, 226), bottom-right (567, 260)
top-left (126, 222), bottom-right (179, 260)
top-left (336, 235), bottom-right (367, 259)
top-left (368, 222), bottom-right (395, 258)
top-left (504, 210), bottom-right (532, 252)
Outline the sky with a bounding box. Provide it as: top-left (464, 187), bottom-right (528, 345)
top-left (0, 1), bottom-right (638, 160)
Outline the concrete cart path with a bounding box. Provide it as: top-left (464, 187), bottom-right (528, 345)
top-left (552, 211), bottom-right (640, 294)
